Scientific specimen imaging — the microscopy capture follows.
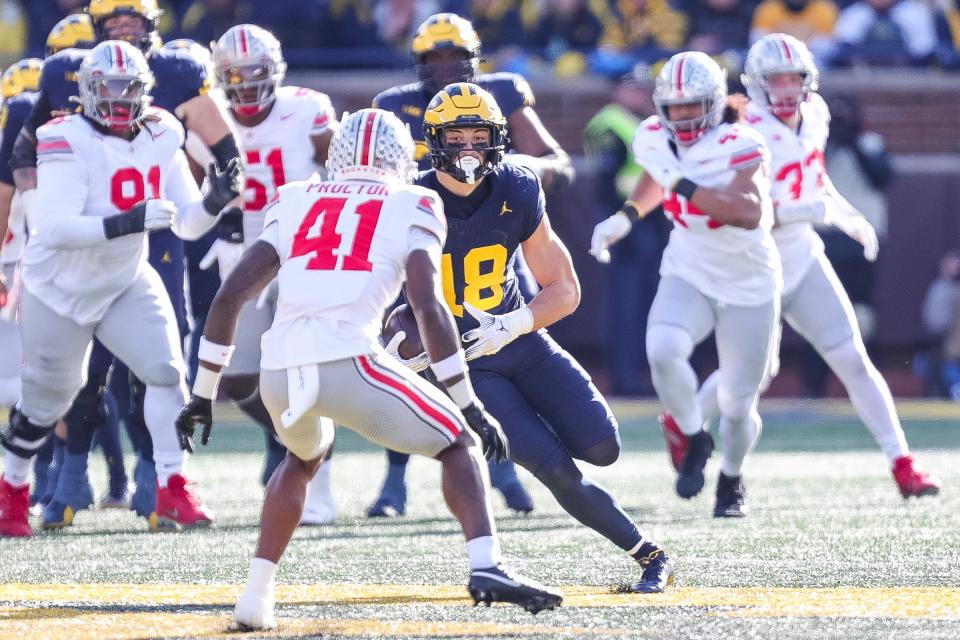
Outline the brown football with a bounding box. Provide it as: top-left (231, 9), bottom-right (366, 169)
top-left (382, 304), bottom-right (424, 360)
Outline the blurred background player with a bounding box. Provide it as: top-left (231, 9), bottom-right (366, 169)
top-left (590, 52), bottom-right (781, 518)
top-left (205, 23), bottom-right (339, 524)
top-left (7, 0), bottom-right (244, 530)
top-left (175, 109), bottom-right (563, 629)
top-left (390, 83), bottom-right (673, 592)
top-left (583, 65), bottom-right (669, 397)
top-left (0, 40), bottom-right (242, 538)
top-left (368, 12), bottom-right (578, 518)
top-left (686, 34), bottom-right (939, 499)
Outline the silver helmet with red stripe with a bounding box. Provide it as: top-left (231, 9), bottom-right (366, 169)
top-left (654, 51), bottom-right (727, 145)
top-left (743, 33), bottom-right (819, 119)
top-left (326, 109), bottom-right (417, 184)
top-left (77, 40), bottom-right (154, 133)
top-left (212, 24), bottom-right (286, 117)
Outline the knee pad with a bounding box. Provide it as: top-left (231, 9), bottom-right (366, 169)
top-left (276, 416), bottom-right (334, 462)
top-left (576, 433), bottom-right (621, 467)
top-left (646, 325), bottom-right (694, 371)
top-left (717, 387), bottom-right (755, 423)
top-left (1, 406), bottom-right (55, 459)
top-left (137, 361), bottom-right (183, 388)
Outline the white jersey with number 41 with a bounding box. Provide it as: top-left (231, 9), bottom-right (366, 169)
top-left (258, 179), bottom-right (446, 370)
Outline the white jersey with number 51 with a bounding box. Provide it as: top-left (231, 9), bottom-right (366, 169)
top-left (257, 178), bottom-right (446, 369)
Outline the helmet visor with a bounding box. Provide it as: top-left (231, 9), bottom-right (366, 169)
top-left (218, 62), bottom-right (276, 115)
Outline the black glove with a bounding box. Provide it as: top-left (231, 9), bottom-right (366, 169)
top-left (203, 158), bottom-right (244, 215)
top-left (175, 395), bottom-right (213, 454)
top-left (462, 403), bottom-right (509, 463)
top-left (217, 206), bottom-right (244, 243)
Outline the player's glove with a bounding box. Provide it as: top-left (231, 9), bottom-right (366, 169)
top-left (104, 198), bottom-right (176, 238)
top-left (590, 210), bottom-right (633, 263)
top-left (461, 302), bottom-right (534, 361)
top-left (462, 403), bottom-right (509, 463)
top-left (200, 207), bottom-right (245, 278)
top-left (202, 158), bottom-right (244, 216)
top-left (384, 330), bottom-right (430, 372)
top-left (175, 395), bottom-right (213, 454)
top-left (835, 214), bottom-right (879, 262)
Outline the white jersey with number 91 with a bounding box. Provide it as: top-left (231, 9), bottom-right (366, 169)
top-left (257, 178), bottom-right (446, 369)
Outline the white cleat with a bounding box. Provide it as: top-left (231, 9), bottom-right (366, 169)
top-left (234, 589), bottom-right (277, 631)
top-left (300, 460), bottom-right (336, 526)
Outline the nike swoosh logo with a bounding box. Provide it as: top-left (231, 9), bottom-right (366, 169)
top-left (280, 113), bottom-right (294, 121)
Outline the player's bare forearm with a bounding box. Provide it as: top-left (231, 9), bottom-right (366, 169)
top-left (178, 94), bottom-right (234, 147)
top-left (203, 241), bottom-right (280, 363)
top-left (628, 172), bottom-right (666, 219)
top-left (405, 249), bottom-right (462, 369)
top-left (522, 217), bottom-right (581, 330)
top-left (689, 166), bottom-right (763, 229)
top-left (310, 129), bottom-right (336, 167)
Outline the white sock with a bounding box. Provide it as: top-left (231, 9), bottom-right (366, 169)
top-left (647, 325), bottom-right (703, 436)
top-left (719, 409), bottom-right (762, 477)
top-left (245, 557), bottom-right (277, 596)
top-left (3, 450), bottom-right (32, 486)
top-left (822, 339), bottom-right (909, 461)
top-left (466, 535), bottom-right (501, 570)
top-left (304, 461), bottom-right (335, 512)
top-left (145, 384), bottom-right (187, 487)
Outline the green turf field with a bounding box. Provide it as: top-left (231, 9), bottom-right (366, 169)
top-left (1, 399), bottom-right (957, 639)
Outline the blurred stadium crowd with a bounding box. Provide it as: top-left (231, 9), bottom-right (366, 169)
top-left (4, 0), bottom-right (960, 72)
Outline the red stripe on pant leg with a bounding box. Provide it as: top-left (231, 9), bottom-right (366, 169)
top-left (357, 356), bottom-right (461, 438)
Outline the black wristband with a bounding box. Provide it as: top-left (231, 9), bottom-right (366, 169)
top-left (619, 200), bottom-right (641, 223)
top-left (209, 134), bottom-right (241, 171)
top-left (103, 204), bottom-right (146, 239)
top-left (674, 178), bottom-right (699, 200)
top-left (217, 207), bottom-right (244, 243)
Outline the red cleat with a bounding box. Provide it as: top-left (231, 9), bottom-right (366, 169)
top-left (892, 456), bottom-right (941, 499)
top-left (659, 413), bottom-right (688, 471)
top-left (150, 474), bottom-right (214, 531)
top-left (0, 476), bottom-right (32, 537)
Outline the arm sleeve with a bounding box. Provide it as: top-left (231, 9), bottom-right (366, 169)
top-left (166, 150), bottom-right (217, 241)
top-left (34, 151), bottom-right (105, 249)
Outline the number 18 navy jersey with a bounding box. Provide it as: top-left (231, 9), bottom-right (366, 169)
top-left (416, 162), bottom-right (544, 335)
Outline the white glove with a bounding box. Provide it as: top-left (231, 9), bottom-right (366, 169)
top-left (589, 211), bottom-right (633, 264)
top-left (775, 200), bottom-right (828, 226)
top-left (461, 302), bottom-right (534, 361)
top-left (144, 199), bottom-right (177, 232)
top-left (199, 238), bottom-right (245, 279)
top-left (384, 330), bottom-right (430, 372)
top-left (835, 214), bottom-right (879, 262)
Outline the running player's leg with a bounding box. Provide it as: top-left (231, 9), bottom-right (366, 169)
top-left (646, 277), bottom-right (715, 436)
top-left (96, 267), bottom-right (212, 529)
top-left (785, 254), bottom-right (938, 496)
top-left (1, 286), bottom-right (94, 536)
top-left (710, 296), bottom-right (778, 517)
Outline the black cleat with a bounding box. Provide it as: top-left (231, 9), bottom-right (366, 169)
top-left (629, 546), bottom-right (675, 593)
top-left (468, 563), bottom-right (563, 614)
top-left (675, 431), bottom-right (714, 499)
top-left (713, 472), bottom-right (748, 518)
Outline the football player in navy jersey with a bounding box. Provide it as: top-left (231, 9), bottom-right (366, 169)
top-left (7, 0), bottom-right (243, 531)
top-left (390, 83), bottom-right (674, 593)
top-left (369, 12), bottom-right (578, 517)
